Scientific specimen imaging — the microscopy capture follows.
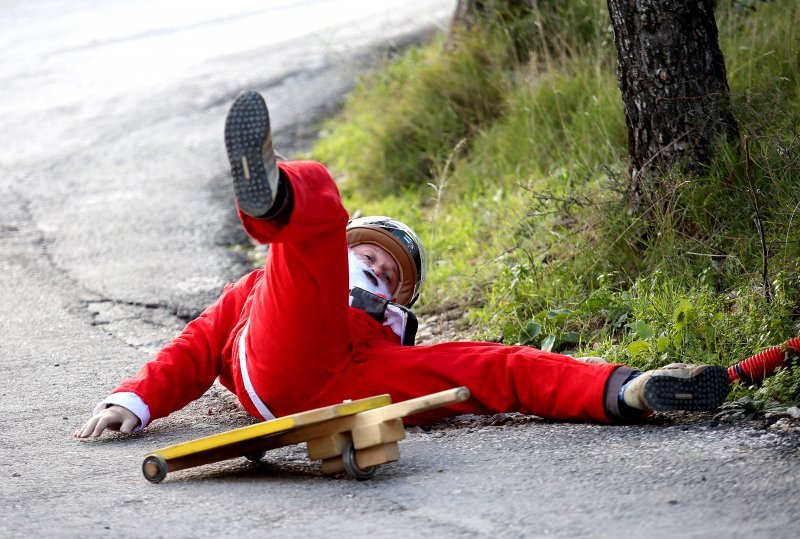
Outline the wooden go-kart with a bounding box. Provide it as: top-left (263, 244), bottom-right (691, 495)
top-left (142, 386), bottom-right (470, 483)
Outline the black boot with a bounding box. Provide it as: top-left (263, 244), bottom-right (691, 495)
top-left (224, 91), bottom-right (281, 217)
top-left (621, 364), bottom-right (730, 412)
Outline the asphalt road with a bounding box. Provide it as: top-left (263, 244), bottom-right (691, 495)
top-left (1, 1), bottom-right (798, 537)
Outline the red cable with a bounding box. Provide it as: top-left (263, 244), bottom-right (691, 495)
top-left (728, 336), bottom-right (800, 383)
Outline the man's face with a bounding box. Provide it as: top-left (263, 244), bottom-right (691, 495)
top-left (350, 243), bottom-right (400, 298)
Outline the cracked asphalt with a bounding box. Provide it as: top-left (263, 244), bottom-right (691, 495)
top-left (0, 1), bottom-right (798, 537)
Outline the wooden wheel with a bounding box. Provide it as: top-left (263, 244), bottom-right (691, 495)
top-left (341, 442), bottom-right (376, 481)
top-left (245, 451), bottom-right (266, 462)
top-left (142, 455), bottom-right (168, 483)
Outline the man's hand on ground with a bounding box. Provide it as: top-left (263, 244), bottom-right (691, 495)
top-left (74, 405), bottom-right (140, 438)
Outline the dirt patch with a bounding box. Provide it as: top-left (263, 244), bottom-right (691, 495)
top-left (415, 308), bottom-right (476, 345)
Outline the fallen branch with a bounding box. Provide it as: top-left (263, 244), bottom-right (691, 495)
top-left (742, 136), bottom-right (772, 303)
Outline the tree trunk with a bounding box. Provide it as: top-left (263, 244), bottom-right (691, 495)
top-left (448, 0), bottom-right (536, 63)
top-left (451, 0), bottom-right (534, 31)
top-left (607, 0), bottom-right (739, 208)
top-left (451, 0), bottom-right (488, 30)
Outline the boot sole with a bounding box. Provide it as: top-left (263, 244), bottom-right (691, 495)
top-left (224, 91), bottom-right (276, 217)
top-left (643, 366), bottom-right (730, 412)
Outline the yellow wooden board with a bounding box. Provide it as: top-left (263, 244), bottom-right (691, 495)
top-left (142, 387), bottom-right (471, 483)
top-left (230, 386), bottom-right (471, 453)
top-left (149, 394), bottom-right (391, 461)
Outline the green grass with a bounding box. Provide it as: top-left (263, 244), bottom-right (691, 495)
top-left (312, 0), bottom-right (800, 413)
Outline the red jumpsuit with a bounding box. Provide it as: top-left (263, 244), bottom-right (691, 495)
top-left (113, 161), bottom-right (629, 426)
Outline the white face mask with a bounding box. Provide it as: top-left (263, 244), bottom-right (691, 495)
top-left (348, 248), bottom-right (393, 299)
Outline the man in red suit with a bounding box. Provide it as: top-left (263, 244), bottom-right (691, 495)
top-left (76, 91), bottom-right (730, 439)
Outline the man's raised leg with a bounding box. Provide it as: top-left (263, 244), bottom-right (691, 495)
top-left (224, 91), bottom-right (353, 418)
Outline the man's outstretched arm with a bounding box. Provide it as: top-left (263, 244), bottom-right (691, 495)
top-left (74, 270), bottom-right (261, 438)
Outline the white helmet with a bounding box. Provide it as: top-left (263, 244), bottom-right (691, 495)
top-left (346, 216), bottom-right (427, 307)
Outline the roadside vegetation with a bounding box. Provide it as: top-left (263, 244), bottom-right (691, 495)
top-left (312, 0), bottom-right (800, 415)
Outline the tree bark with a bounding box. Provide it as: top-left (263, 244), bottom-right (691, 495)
top-left (448, 0), bottom-right (536, 61)
top-left (451, 0), bottom-right (534, 31)
top-left (607, 0), bottom-right (739, 208)
top-left (451, 0), bottom-right (488, 30)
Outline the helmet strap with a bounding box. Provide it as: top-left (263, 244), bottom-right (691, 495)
top-left (350, 287), bottom-right (418, 346)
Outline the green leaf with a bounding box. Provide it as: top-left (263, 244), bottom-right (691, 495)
top-left (541, 334), bottom-right (556, 352)
top-left (673, 300), bottom-right (696, 331)
top-left (613, 312), bottom-right (629, 328)
top-left (546, 309), bottom-right (572, 323)
top-left (561, 331), bottom-right (581, 344)
top-left (520, 322), bottom-right (542, 344)
top-left (627, 340), bottom-right (650, 355)
top-left (503, 322), bottom-right (517, 343)
top-left (657, 336), bottom-right (671, 352)
top-left (584, 296), bottom-right (606, 311)
top-left (627, 320), bottom-right (654, 339)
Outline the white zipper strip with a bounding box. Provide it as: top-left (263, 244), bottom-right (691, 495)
top-left (238, 322), bottom-right (276, 421)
